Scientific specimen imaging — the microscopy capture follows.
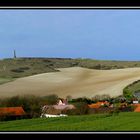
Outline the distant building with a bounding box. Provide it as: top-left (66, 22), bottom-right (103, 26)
top-left (133, 104), bottom-right (140, 112)
top-left (41, 98), bottom-right (75, 116)
top-left (57, 98), bottom-right (68, 105)
top-left (0, 107), bottom-right (26, 118)
top-left (14, 50), bottom-right (16, 58)
top-left (133, 100), bottom-right (139, 104)
top-left (132, 97), bottom-right (139, 104)
top-left (88, 101), bottom-right (110, 109)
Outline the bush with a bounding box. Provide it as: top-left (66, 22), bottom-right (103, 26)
top-left (72, 102), bottom-right (90, 115)
top-left (123, 88), bottom-right (133, 99)
top-left (11, 69), bottom-right (24, 73)
top-left (18, 67), bottom-right (30, 70)
top-left (108, 108), bottom-right (120, 116)
top-left (0, 114), bottom-right (27, 121)
top-left (100, 94), bottom-right (111, 101)
top-left (92, 95), bottom-right (101, 102)
top-left (66, 95), bottom-right (72, 102)
top-left (71, 97), bottom-right (93, 104)
top-left (0, 96), bottom-right (24, 107)
top-left (89, 107), bottom-right (115, 114)
top-left (91, 94), bottom-right (111, 103)
top-left (41, 94), bottom-right (58, 105)
top-left (24, 96), bottom-right (42, 118)
top-left (112, 96), bottom-right (126, 104)
top-left (61, 108), bottom-right (77, 115)
top-left (11, 67), bottom-right (30, 73)
top-left (61, 102), bottom-right (89, 115)
top-left (92, 64), bottom-right (101, 69)
top-left (119, 105), bottom-right (136, 112)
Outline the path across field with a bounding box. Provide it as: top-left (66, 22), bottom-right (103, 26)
top-left (1, 67), bottom-right (140, 98)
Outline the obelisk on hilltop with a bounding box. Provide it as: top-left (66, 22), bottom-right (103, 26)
top-left (14, 50), bottom-right (16, 59)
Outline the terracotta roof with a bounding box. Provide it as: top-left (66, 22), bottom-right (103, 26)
top-left (88, 104), bottom-right (100, 109)
top-left (134, 104), bottom-right (140, 112)
top-left (0, 107), bottom-right (26, 116)
top-left (88, 102), bottom-right (107, 109)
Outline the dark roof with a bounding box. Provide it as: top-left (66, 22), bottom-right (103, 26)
top-left (0, 107), bottom-right (26, 116)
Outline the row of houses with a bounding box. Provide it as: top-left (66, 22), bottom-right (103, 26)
top-left (88, 100), bottom-right (140, 112)
top-left (0, 98), bottom-right (140, 119)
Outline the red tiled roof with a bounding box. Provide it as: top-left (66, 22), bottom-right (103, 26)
top-left (88, 104), bottom-right (100, 109)
top-left (0, 107), bottom-right (26, 116)
top-left (88, 101), bottom-right (109, 109)
top-left (133, 104), bottom-right (140, 112)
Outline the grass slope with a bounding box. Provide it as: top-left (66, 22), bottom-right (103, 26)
top-left (123, 80), bottom-right (140, 97)
top-left (1, 57), bottom-right (140, 79)
top-left (0, 112), bottom-right (140, 131)
top-left (0, 57), bottom-right (76, 84)
top-left (0, 78), bottom-right (13, 85)
top-left (125, 81), bottom-right (140, 94)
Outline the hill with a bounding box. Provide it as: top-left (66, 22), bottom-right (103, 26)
top-left (0, 57), bottom-right (140, 98)
top-left (1, 57), bottom-right (140, 79)
top-left (1, 67), bottom-right (140, 98)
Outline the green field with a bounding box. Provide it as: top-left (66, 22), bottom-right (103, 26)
top-left (0, 112), bottom-right (140, 131)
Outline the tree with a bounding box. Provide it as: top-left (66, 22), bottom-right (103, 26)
top-left (66, 95), bottom-right (72, 102)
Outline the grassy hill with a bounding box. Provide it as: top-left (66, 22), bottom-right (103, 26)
top-left (1, 57), bottom-right (140, 79)
top-left (0, 57), bottom-right (77, 84)
top-left (0, 112), bottom-right (140, 131)
top-left (0, 57), bottom-right (140, 96)
top-left (123, 80), bottom-right (140, 98)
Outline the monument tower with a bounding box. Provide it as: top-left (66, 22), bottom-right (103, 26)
top-left (14, 50), bottom-right (16, 58)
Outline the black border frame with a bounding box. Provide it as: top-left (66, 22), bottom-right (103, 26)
top-left (0, 4), bottom-right (140, 140)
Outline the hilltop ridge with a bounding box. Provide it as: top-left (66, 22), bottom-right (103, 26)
top-left (1, 57), bottom-right (140, 79)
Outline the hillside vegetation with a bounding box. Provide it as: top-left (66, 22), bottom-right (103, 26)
top-left (1, 57), bottom-right (140, 79)
top-left (123, 80), bottom-right (140, 98)
top-left (0, 112), bottom-right (140, 131)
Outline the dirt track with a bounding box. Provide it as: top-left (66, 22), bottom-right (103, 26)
top-left (1, 67), bottom-right (140, 98)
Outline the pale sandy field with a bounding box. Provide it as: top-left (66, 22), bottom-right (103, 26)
top-left (0, 67), bottom-right (140, 98)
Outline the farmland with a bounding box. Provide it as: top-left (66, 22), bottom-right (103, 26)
top-left (1, 58), bottom-right (140, 98)
top-left (0, 112), bottom-right (140, 131)
top-left (1, 67), bottom-right (140, 98)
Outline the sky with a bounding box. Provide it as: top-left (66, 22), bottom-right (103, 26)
top-left (1, 9), bottom-right (140, 60)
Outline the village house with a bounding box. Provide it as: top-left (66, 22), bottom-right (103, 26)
top-left (0, 107), bottom-right (26, 120)
top-left (57, 98), bottom-right (68, 105)
top-left (88, 101), bottom-right (110, 109)
top-left (41, 98), bottom-right (75, 118)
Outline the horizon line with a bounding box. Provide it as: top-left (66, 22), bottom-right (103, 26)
top-left (1, 56), bottom-right (140, 62)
